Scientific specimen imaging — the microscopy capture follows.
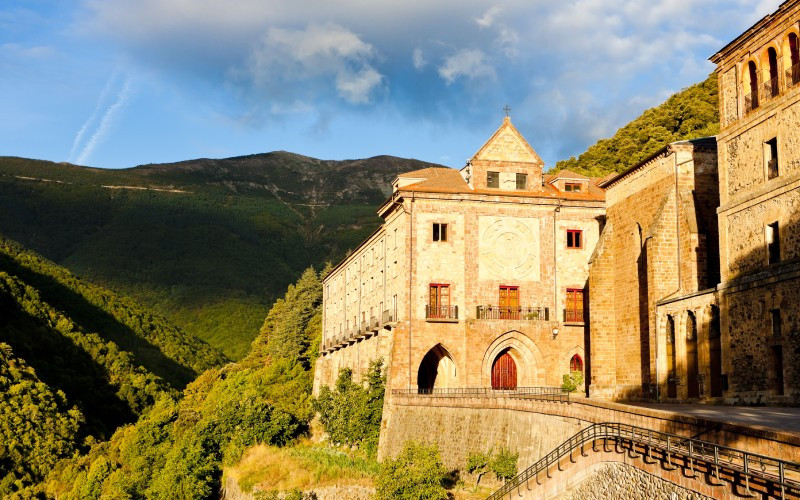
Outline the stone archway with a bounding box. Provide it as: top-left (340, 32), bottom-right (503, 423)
top-left (417, 344), bottom-right (458, 392)
top-left (482, 330), bottom-right (544, 388)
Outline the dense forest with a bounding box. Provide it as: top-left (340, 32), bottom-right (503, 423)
top-left (12, 267), bottom-right (326, 498)
top-left (555, 73), bottom-right (719, 176)
top-left (0, 153), bottom-right (439, 360)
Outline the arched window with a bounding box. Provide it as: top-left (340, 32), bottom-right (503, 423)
top-left (746, 60), bottom-right (760, 112)
top-left (767, 47), bottom-right (779, 98)
top-left (570, 354), bottom-right (583, 373)
top-left (788, 33), bottom-right (799, 85)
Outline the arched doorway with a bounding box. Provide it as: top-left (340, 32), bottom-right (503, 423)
top-left (666, 315), bottom-right (677, 398)
top-left (686, 312), bottom-right (699, 399)
top-left (491, 349), bottom-right (517, 390)
top-left (417, 344), bottom-right (457, 392)
top-left (709, 306), bottom-right (722, 397)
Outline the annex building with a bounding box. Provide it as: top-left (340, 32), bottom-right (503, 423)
top-left (315, 0), bottom-right (800, 407)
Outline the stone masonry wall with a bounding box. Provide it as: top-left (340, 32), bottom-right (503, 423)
top-left (379, 402), bottom-right (587, 470)
top-left (559, 462), bottom-right (712, 500)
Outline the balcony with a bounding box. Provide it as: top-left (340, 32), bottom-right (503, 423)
top-left (763, 76), bottom-right (780, 100)
top-left (744, 91), bottom-right (759, 114)
top-left (425, 305), bottom-right (458, 322)
top-left (382, 308), bottom-right (396, 324)
top-left (476, 306), bottom-right (549, 321)
top-left (787, 62), bottom-right (800, 87)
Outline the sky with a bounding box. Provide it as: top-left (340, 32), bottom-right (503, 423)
top-left (0, 0), bottom-right (784, 170)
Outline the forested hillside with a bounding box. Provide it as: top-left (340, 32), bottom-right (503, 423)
top-left (0, 236), bottom-right (230, 496)
top-left (0, 153), bottom-right (439, 359)
top-left (555, 73), bottom-right (719, 176)
top-left (23, 267), bottom-right (326, 499)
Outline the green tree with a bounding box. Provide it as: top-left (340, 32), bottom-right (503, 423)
top-left (375, 441), bottom-right (448, 500)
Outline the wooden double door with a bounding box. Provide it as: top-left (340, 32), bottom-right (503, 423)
top-left (491, 351), bottom-right (517, 390)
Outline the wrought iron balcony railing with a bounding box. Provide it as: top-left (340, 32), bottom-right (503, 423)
top-left (764, 76), bottom-right (780, 99)
top-left (744, 90), bottom-right (759, 114)
top-left (787, 62), bottom-right (800, 87)
top-left (476, 305), bottom-right (549, 321)
top-left (564, 308), bottom-right (584, 323)
top-left (425, 305), bottom-right (458, 320)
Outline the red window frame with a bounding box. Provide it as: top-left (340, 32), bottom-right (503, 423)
top-left (570, 354), bottom-right (583, 373)
top-left (428, 283), bottom-right (451, 318)
top-left (565, 288), bottom-right (584, 323)
top-left (566, 229), bottom-right (583, 249)
top-left (564, 182), bottom-right (582, 192)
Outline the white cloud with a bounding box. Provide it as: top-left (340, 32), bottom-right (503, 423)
top-left (237, 22), bottom-right (384, 105)
top-left (438, 49), bottom-right (496, 84)
top-left (475, 6), bottom-right (502, 28)
top-left (412, 48), bottom-right (426, 70)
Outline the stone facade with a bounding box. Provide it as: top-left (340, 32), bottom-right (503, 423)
top-left (315, 117), bottom-right (604, 395)
top-left (710, 0), bottom-right (800, 404)
top-left (588, 140), bottom-right (720, 401)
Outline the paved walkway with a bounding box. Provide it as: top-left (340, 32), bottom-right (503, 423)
top-left (629, 403), bottom-right (800, 433)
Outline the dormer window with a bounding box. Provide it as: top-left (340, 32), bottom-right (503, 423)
top-left (516, 173), bottom-right (527, 190)
top-left (487, 171), bottom-right (499, 188)
top-left (564, 182), bottom-right (582, 192)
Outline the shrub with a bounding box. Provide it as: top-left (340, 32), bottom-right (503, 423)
top-left (375, 441), bottom-right (447, 500)
top-left (465, 450), bottom-right (490, 486)
top-left (490, 447), bottom-right (518, 482)
top-left (313, 359), bottom-right (385, 456)
top-left (561, 370), bottom-right (584, 393)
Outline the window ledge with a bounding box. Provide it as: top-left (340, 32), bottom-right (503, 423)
top-left (425, 318), bottom-right (459, 323)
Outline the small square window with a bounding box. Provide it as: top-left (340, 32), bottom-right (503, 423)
top-left (433, 223), bottom-right (448, 242)
top-left (516, 173), bottom-right (527, 190)
top-left (767, 222), bottom-right (780, 264)
top-left (487, 171), bottom-right (499, 188)
top-left (564, 182), bottom-right (582, 192)
top-left (566, 229), bottom-right (583, 249)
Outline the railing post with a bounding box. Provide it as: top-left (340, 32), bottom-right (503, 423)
top-left (779, 461), bottom-right (785, 500)
top-left (688, 441), bottom-right (695, 477)
top-left (743, 453), bottom-right (751, 496)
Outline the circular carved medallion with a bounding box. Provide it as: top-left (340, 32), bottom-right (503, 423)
top-left (481, 218), bottom-right (538, 279)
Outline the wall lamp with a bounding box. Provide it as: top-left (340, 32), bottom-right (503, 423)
top-left (552, 327), bottom-right (559, 339)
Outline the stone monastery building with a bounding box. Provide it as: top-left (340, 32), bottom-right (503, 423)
top-left (315, 0), bottom-right (800, 406)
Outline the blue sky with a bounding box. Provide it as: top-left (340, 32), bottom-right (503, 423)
top-left (0, 0), bottom-right (782, 170)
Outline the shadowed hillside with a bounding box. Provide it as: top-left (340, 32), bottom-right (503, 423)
top-left (0, 152), bottom-right (442, 358)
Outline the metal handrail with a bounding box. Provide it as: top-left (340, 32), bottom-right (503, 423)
top-left (744, 90), bottom-right (759, 113)
top-left (787, 62), bottom-right (800, 87)
top-left (764, 75), bottom-right (780, 99)
top-left (476, 305), bottom-right (549, 321)
top-left (426, 304), bottom-right (458, 320)
top-left (487, 422), bottom-right (800, 500)
top-left (392, 386), bottom-right (570, 403)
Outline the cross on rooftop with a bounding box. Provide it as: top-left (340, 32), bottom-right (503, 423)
top-left (503, 105), bottom-right (511, 117)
